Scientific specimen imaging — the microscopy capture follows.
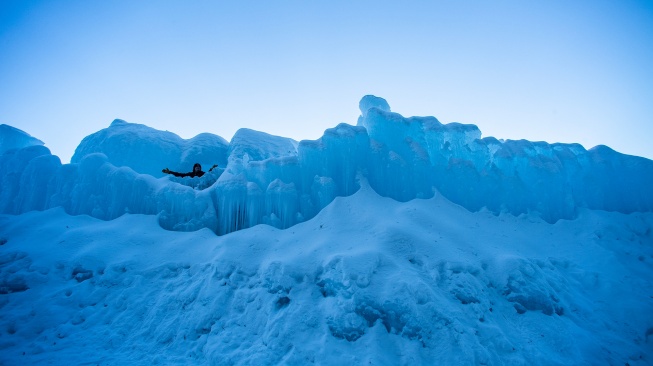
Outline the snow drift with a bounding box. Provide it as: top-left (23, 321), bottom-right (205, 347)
top-left (1, 183), bottom-right (652, 365)
top-left (1, 96), bottom-right (652, 235)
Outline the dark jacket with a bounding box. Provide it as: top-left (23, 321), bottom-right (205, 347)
top-left (168, 170), bottom-right (204, 178)
top-left (162, 163), bottom-right (204, 178)
top-left (163, 163), bottom-right (216, 178)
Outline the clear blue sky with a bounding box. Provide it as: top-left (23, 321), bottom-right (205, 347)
top-left (1, 0), bottom-right (652, 163)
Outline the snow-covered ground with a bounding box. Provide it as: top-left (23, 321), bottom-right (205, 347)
top-left (1, 96), bottom-right (652, 364)
top-left (1, 183), bottom-right (652, 365)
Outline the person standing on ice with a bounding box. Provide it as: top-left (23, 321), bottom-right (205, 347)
top-left (162, 163), bottom-right (217, 178)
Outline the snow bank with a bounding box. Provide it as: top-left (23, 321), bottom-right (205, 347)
top-left (1, 97), bottom-right (652, 364)
top-left (1, 96), bottom-right (652, 235)
top-left (1, 186), bottom-right (651, 364)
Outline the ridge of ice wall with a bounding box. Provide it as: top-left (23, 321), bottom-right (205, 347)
top-left (71, 119), bottom-right (230, 177)
top-left (0, 124), bottom-right (44, 155)
top-left (2, 96), bottom-right (652, 234)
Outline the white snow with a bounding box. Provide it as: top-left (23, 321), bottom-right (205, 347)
top-left (1, 184), bottom-right (651, 365)
top-left (0, 96), bottom-right (652, 364)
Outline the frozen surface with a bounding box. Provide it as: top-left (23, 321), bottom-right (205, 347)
top-left (71, 119), bottom-right (229, 178)
top-left (1, 96), bottom-right (652, 235)
top-left (0, 125), bottom-right (44, 156)
top-left (1, 96), bottom-right (652, 364)
top-left (0, 185), bottom-right (651, 365)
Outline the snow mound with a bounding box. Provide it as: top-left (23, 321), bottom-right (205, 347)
top-left (1, 96), bottom-right (653, 235)
top-left (1, 186), bottom-right (651, 364)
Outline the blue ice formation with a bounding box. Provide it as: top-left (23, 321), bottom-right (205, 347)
top-left (72, 119), bottom-right (230, 178)
top-left (0, 124), bottom-right (44, 155)
top-left (1, 96), bottom-right (652, 234)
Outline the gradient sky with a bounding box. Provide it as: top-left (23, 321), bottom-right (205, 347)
top-left (1, 0), bottom-right (652, 163)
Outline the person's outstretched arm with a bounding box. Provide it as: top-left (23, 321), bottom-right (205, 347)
top-left (162, 168), bottom-right (189, 177)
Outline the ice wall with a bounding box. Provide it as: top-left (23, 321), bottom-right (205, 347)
top-left (0, 124), bottom-right (44, 155)
top-left (2, 96), bottom-right (653, 234)
top-left (72, 119), bottom-right (229, 177)
top-left (0, 145), bottom-right (60, 215)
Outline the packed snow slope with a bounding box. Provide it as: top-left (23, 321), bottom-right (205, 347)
top-left (1, 184), bottom-right (652, 365)
top-left (1, 96), bottom-right (652, 235)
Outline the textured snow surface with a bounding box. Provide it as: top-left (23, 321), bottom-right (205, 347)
top-left (1, 96), bottom-right (652, 236)
top-left (0, 186), bottom-right (651, 365)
